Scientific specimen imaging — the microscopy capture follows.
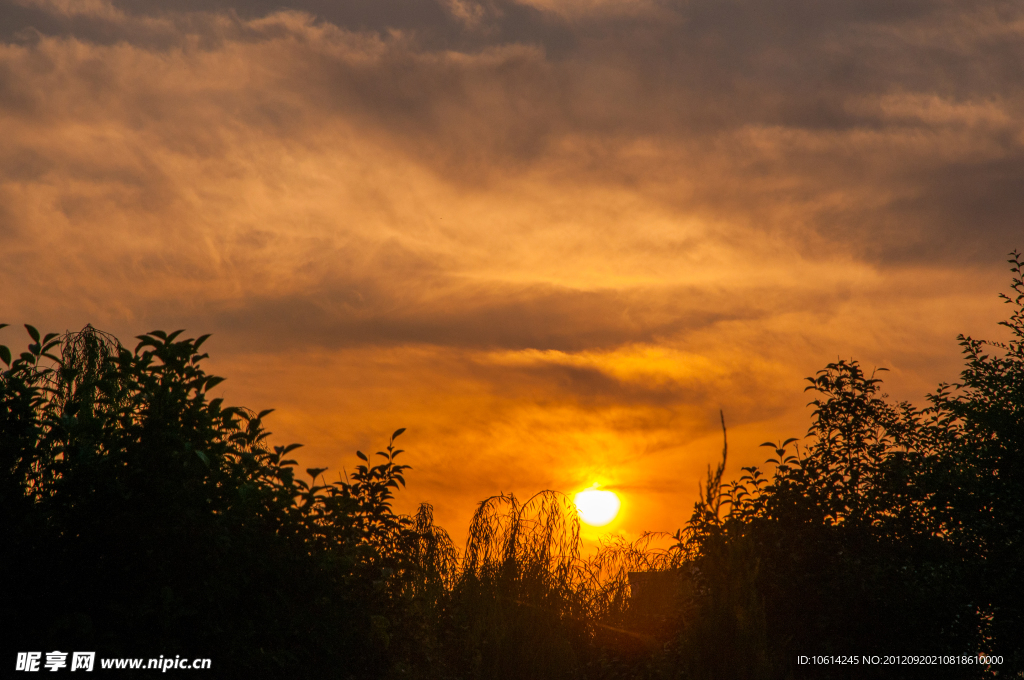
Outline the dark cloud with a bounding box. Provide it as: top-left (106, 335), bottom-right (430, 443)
top-left (471, 360), bottom-right (704, 410)
top-left (0, 0), bottom-right (575, 54)
top-left (2, 0), bottom-right (1020, 265)
top-left (122, 0), bottom-right (574, 53)
top-left (898, 154), bottom-right (1024, 253)
top-left (184, 282), bottom-right (740, 352)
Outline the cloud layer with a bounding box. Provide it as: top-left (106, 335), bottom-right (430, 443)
top-left (1, 0), bottom-right (1021, 539)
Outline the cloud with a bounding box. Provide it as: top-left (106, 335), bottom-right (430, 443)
top-left (1, 0), bottom-right (1022, 537)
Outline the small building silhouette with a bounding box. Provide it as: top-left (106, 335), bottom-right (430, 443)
top-left (626, 569), bottom-right (693, 634)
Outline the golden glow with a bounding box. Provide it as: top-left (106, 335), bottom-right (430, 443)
top-left (574, 486), bottom-right (621, 527)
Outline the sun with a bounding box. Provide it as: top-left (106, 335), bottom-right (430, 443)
top-left (574, 486), bottom-right (621, 527)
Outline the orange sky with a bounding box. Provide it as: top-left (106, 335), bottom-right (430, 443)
top-left (1, 0), bottom-right (1022, 545)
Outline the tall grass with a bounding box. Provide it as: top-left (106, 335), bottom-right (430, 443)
top-left (403, 488), bottom-right (697, 680)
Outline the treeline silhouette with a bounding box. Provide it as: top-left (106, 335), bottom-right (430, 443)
top-left (3, 253), bottom-right (1023, 679)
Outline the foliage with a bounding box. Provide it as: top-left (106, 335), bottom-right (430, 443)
top-left (0, 325), bottom-right (449, 678)
top-left (677, 364), bottom-right (975, 678)
top-left (668, 252), bottom-right (1024, 679)
top-left (4, 252), bottom-right (1024, 679)
top-left (927, 250), bottom-right (1024, 669)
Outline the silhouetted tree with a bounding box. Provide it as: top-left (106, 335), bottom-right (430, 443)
top-left (0, 326), bottom-right (450, 679)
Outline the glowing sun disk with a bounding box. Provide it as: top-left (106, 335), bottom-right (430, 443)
top-left (574, 488), bottom-right (620, 527)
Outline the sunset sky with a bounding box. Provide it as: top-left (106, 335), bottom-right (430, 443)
top-left (2, 0), bottom-right (1022, 544)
